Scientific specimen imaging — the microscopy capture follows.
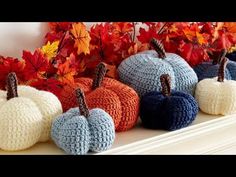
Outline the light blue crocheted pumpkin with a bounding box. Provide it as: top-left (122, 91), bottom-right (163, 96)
top-left (51, 88), bottom-right (115, 155)
top-left (193, 49), bottom-right (236, 81)
top-left (118, 38), bottom-right (198, 96)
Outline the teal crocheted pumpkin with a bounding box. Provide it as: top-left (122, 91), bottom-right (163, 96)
top-left (118, 38), bottom-right (198, 96)
top-left (51, 88), bottom-right (115, 155)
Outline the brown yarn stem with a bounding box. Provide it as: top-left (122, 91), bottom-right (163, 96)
top-left (150, 38), bottom-right (166, 59)
top-left (92, 62), bottom-right (107, 90)
top-left (217, 57), bottom-right (228, 82)
top-left (160, 74), bottom-right (171, 96)
top-left (75, 88), bottom-right (90, 118)
top-left (212, 49), bottom-right (227, 65)
top-left (6, 72), bottom-right (18, 100)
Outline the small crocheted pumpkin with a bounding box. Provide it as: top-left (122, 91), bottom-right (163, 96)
top-left (193, 49), bottom-right (236, 81)
top-left (118, 38), bottom-right (198, 96)
top-left (195, 57), bottom-right (236, 115)
top-left (0, 72), bottom-right (62, 151)
top-left (59, 63), bottom-right (140, 132)
top-left (51, 88), bottom-right (115, 155)
top-left (140, 74), bottom-right (198, 131)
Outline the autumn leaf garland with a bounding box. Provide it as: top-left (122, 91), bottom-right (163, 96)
top-left (1, 22), bottom-right (236, 97)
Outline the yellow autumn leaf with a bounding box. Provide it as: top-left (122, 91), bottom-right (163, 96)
top-left (229, 44), bottom-right (236, 53)
top-left (70, 23), bottom-right (91, 55)
top-left (41, 41), bottom-right (59, 60)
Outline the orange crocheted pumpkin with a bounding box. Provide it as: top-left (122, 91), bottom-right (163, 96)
top-left (60, 63), bottom-right (140, 131)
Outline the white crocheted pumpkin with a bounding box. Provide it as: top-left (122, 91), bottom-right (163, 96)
top-left (17, 86), bottom-right (63, 142)
top-left (195, 58), bottom-right (236, 115)
top-left (0, 73), bottom-right (62, 151)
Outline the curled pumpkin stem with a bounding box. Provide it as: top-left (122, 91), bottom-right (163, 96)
top-left (92, 62), bottom-right (107, 90)
top-left (217, 57), bottom-right (228, 82)
top-left (6, 72), bottom-right (18, 100)
top-left (212, 49), bottom-right (227, 65)
top-left (150, 38), bottom-right (166, 59)
top-left (160, 74), bottom-right (171, 96)
top-left (75, 88), bottom-right (90, 118)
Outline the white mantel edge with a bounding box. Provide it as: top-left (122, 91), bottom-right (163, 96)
top-left (97, 114), bottom-right (236, 155)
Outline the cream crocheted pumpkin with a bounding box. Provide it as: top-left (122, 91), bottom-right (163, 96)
top-left (0, 73), bottom-right (62, 151)
top-left (17, 86), bottom-right (63, 142)
top-left (195, 58), bottom-right (236, 115)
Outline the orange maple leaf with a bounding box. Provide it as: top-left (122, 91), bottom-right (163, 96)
top-left (112, 22), bottom-right (134, 38)
top-left (183, 24), bottom-right (208, 45)
top-left (223, 22), bottom-right (236, 33)
top-left (70, 23), bottom-right (91, 55)
top-left (57, 59), bottom-right (77, 84)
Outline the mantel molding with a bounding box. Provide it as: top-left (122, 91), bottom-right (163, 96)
top-left (98, 113), bottom-right (236, 154)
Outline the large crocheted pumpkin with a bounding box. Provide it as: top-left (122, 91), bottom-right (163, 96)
top-left (140, 74), bottom-right (198, 131)
top-left (59, 63), bottom-right (140, 132)
top-left (51, 88), bottom-right (115, 155)
top-left (118, 38), bottom-right (198, 96)
top-left (195, 57), bottom-right (236, 115)
top-left (0, 73), bottom-right (62, 151)
top-left (194, 49), bottom-right (236, 81)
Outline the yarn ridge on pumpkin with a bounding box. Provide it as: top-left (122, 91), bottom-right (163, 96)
top-left (51, 89), bottom-right (115, 155)
top-left (118, 39), bottom-right (198, 96)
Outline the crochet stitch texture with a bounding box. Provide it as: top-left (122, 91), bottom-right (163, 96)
top-left (18, 86), bottom-right (63, 142)
top-left (0, 72), bottom-right (62, 151)
top-left (140, 90), bottom-right (198, 130)
top-left (118, 50), bottom-right (198, 97)
top-left (60, 77), bottom-right (140, 132)
top-left (0, 96), bottom-right (43, 151)
top-left (193, 60), bottom-right (236, 81)
top-left (195, 77), bottom-right (236, 115)
top-left (51, 108), bottom-right (115, 155)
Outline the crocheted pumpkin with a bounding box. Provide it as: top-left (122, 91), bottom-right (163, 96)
top-left (226, 51), bottom-right (236, 62)
top-left (59, 63), bottom-right (140, 132)
top-left (194, 49), bottom-right (236, 81)
top-left (0, 73), bottom-right (62, 151)
top-left (51, 88), bottom-right (115, 155)
top-left (118, 38), bottom-right (198, 96)
top-left (140, 74), bottom-right (198, 131)
top-left (195, 57), bottom-right (236, 115)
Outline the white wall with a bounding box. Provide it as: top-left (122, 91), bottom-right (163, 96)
top-left (0, 22), bottom-right (49, 58)
top-left (0, 22), bottom-right (143, 58)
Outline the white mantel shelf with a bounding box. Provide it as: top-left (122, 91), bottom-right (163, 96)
top-left (1, 111), bottom-right (236, 155)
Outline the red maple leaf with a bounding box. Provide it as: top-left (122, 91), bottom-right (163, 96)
top-left (162, 37), bottom-right (179, 53)
top-left (89, 23), bottom-right (112, 49)
top-left (0, 56), bottom-right (26, 89)
top-left (30, 78), bottom-right (63, 97)
top-left (45, 31), bottom-right (65, 43)
top-left (22, 49), bottom-right (49, 80)
top-left (178, 40), bottom-right (210, 66)
top-left (49, 22), bottom-right (72, 32)
top-left (67, 52), bottom-right (86, 75)
top-left (137, 27), bottom-right (160, 44)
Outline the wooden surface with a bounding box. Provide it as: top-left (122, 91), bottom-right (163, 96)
top-left (0, 111), bottom-right (227, 155)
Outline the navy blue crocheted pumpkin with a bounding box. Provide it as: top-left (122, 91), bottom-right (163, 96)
top-left (140, 74), bottom-right (198, 131)
top-left (226, 51), bottom-right (236, 62)
top-left (194, 49), bottom-right (236, 81)
top-left (51, 88), bottom-right (115, 155)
